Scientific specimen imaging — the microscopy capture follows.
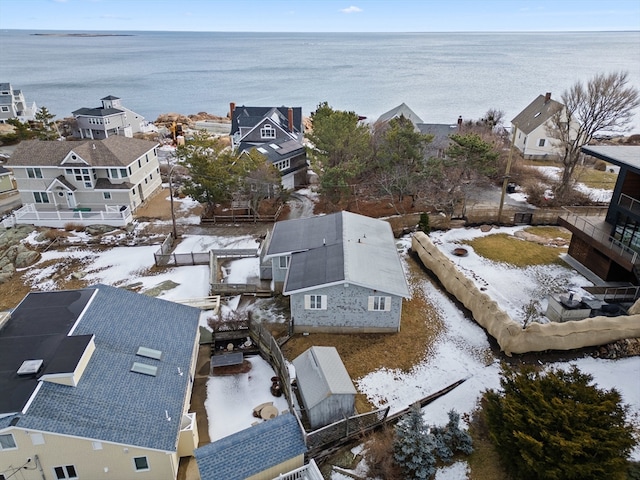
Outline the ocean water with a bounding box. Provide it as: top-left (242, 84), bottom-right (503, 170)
top-left (1, 30), bottom-right (639, 130)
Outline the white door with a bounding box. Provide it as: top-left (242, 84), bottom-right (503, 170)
top-left (66, 191), bottom-right (77, 208)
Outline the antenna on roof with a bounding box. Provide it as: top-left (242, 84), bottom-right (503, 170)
top-left (177, 367), bottom-right (183, 376)
top-left (165, 410), bottom-right (171, 422)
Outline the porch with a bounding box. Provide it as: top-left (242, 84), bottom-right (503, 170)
top-left (8, 203), bottom-right (132, 228)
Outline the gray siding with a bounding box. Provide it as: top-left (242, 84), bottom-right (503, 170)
top-left (290, 284), bottom-right (402, 333)
top-left (306, 393), bottom-right (355, 430)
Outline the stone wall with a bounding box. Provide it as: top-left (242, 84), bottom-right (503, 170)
top-left (412, 232), bottom-right (640, 356)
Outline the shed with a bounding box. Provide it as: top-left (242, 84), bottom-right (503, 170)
top-left (292, 346), bottom-right (357, 429)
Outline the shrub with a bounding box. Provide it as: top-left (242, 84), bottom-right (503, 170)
top-left (484, 365), bottom-right (635, 480)
top-left (64, 223), bottom-right (85, 232)
top-left (418, 212), bottom-right (430, 234)
top-left (42, 229), bottom-right (69, 240)
top-left (594, 160), bottom-right (608, 171)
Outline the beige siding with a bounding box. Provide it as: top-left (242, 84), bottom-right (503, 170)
top-left (246, 454), bottom-right (305, 480)
top-left (0, 428), bottom-right (179, 480)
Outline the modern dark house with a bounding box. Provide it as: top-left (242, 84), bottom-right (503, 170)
top-left (558, 145), bottom-right (640, 284)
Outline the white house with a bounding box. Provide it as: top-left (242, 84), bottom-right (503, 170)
top-left (5, 136), bottom-right (162, 227)
top-left (0, 284), bottom-right (201, 480)
top-left (511, 92), bottom-right (564, 159)
top-left (0, 82), bottom-right (37, 123)
top-left (72, 95), bottom-right (153, 139)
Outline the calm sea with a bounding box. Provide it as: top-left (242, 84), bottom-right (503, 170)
top-left (1, 30), bottom-right (639, 130)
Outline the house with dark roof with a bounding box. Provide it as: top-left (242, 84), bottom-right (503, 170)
top-left (261, 211), bottom-right (410, 333)
top-left (375, 103), bottom-right (461, 159)
top-left (292, 346), bottom-right (356, 429)
top-left (558, 145), bottom-right (640, 285)
top-left (0, 82), bottom-right (37, 123)
top-left (194, 413), bottom-right (320, 480)
top-left (511, 92), bottom-right (566, 159)
top-left (0, 284), bottom-right (201, 480)
top-left (5, 136), bottom-right (161, 227)
top-left (72, 95), bottom-right (153, 139)
top-left (229, 103), bottom-right (307, 190)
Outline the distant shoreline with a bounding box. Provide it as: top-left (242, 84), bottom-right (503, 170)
top-left (31, 33), bottom-right (134, 37)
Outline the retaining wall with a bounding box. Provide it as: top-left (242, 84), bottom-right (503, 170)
top-left (412, 232), bottom-right (640, 356)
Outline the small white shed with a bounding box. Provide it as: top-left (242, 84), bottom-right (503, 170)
top-left (292, 346), bottom-right (357, 430)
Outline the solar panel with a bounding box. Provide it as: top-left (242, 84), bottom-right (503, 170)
top-left (136, 346), bottom-right (162, 360)
top-left (131, 362), bottom-right (157, 377)
top-left (211, 352), bottom-right (243, 368)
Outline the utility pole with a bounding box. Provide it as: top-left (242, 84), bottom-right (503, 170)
top-left (498, 125), bottom-right (517, 225)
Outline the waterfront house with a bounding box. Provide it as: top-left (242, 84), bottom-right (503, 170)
top-left (292, 346), bottom-right (357, 429)
top-left (195, 413), bottom-right (311, 480)
top-left (0, 284), bottom-right (201, 480)
top-left (511, 93), bottom-right (565, 159)
top-left (261, 211), bottom-right (410, 333)
top-left (5, 136), bottom-right (161, 227)
top-left (0, 165), bottom-right (16, 194)
top-left (0, 83), bottom-right (37, 123)
top-left (72, 95), bottom-right (153, 139)
top-left (558, 145), bottom-right (640, 284)
top-left (229, 103), bottom-right (307, 190)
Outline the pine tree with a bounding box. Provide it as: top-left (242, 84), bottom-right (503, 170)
top-left (394, 404), bottom-right (437, 479)
top-left (484, 365), bottom-right (635, 480)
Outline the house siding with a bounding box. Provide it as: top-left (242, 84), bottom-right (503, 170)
top-left (0, 428), bottom-right (178, 480)
top-left (245, 455), bottom-right (305, 480)
top-left (290, 283), bottom-right (402, 333)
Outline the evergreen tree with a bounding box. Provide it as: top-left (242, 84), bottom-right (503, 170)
top-left (394, 404), bottom-right (437, 479)
top-left (484, 365), bottom-right (635, 480)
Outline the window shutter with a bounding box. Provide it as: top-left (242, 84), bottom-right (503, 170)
top-left (384, 296), bottom-right (392, 311)
top-left (304, 295), bottom-right (310, 309)
top-left (367, 296), bottom-right (374, 311)
top-left (321, 295), bottom-right (327, 310)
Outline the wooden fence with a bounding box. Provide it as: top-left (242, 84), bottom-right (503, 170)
top-left (200, 204), bottom-right (284, 224)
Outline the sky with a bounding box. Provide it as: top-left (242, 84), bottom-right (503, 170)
top-left (0, 0), bottom-right (639, 32)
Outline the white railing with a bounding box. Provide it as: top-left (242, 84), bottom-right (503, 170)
top-left (274, 460), bottom-right (323, 480)
top-left (12, 204), bottom-right (132, 228)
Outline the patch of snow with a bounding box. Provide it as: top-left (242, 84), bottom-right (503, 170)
top-left (435, 461), bottom-right (470, 479)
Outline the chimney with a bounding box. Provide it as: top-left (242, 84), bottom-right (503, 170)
top-left (229, 102), bottom-right (236, 118)
top-left (457, 116), bottom-right (462, 130)
top-left (288, 107), bottom-right (294, 133)
top-left (544, 92), bottom-right (551, 103)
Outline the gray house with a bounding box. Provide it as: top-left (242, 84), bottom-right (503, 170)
top-left (0, 82), bottom-right (37, 123)
top-left (292, 346), bottom-right (357, 429)
top-left (262, 211), bottom-right (410, 333)
top-left (72, 95), bottom-right (153, 139)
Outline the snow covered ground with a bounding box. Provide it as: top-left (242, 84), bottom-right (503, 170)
top-left (14, 220), bottom-right (639, 476)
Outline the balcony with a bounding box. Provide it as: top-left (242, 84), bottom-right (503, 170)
top-left (619, 193), bottom-right (640, 216)
top-left (558, 208), bottom-right (638, 267)
top-left (273, 459), bottom-right (323, 480)
top-left (9, 204), bottom-right (132, 228)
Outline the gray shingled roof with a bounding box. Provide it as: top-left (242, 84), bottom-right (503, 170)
top-left (292, 346), bottom-right (356, 410)
top-left (194, 413), bottom-right (307, 480)
top-left (582, 145), bottom-right (640, 173)
top-left (6, 136), bottom-right (158, 168)
top-left (239, 138), bottom-right (305, 164)
top-left (511, 94), bottom-right (564, 135)
top-left (9, 284), bottom-right (200, 452)
top-left (376, 103), bottom-right (424, 125)
top-left (267, 212), bottom-right (409, 298)
top-left (72, 107), bottom-right (124, 116)
top-left (231, 105), bottom-right (303, 135)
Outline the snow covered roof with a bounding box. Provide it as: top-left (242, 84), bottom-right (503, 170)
top-left (267, 211), bottom-right (409, 298)
top-left (582, 145), bottom-right (640, 173)
top-left (292, 346), bottom-right (356, 410)
top-left (3, 284), bottom-right (200, 452)
top-left (194, 413), bottom-right (306, 480)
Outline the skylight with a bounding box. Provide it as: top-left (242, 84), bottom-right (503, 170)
top-left (257, 147), bottom-right (268, 154)
top-left (136, 346), bottom-right (162, 360)
top-left (131, 362), bottom-right (157, 377)
top-left (269, 143), bottom-right (280, 149)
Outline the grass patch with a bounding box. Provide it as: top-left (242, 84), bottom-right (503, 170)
top-left (574, 165), bottom-right (618, 190)
top-left (463, 233), bottom-right (566, 267)
top-left (281, 256), bottom-right (444, 413)
top-left (523, 226), bottom-right (572, 242)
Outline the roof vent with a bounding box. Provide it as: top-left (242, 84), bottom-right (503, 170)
top-left (17, 359), bottom-right (44, 376)
top-left (92, 143), bottom-right (96, 150)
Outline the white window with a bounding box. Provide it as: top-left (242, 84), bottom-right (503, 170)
top-left (0, 433), bottom-right (17, 450)
top-left (368, 296), bottom-right (391, 311)
top-left (275, 158), bottom-right (290, 171)
top-left (103, 192), bottom-right (112, 200)
top-left (304, 294), bottom-right (327, 310)
top-left (260, 124), bottom-right (276, 139)
top-left (0, 106), bottom-right (9, 112)
top-left (133, 456), bottom-right (150, 472)
top-left (538, 139), bottom-right (546, 147)
top-left (33, 192), bottom-right (50, 204)
top-left (53, 465), bottom-right (77, 479)
top-left (27, 167), bottom-right (43, 179)
top-left (279, 256), bottom-right (290, 269)
top-left (30, 432), bottom-right (45, 445)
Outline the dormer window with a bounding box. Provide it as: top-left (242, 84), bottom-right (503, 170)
top-left (260, 124), bottom-right (276, 139)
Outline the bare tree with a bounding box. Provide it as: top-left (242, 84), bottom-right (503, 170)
top-left (547, 71), bottom-right (640, 198)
